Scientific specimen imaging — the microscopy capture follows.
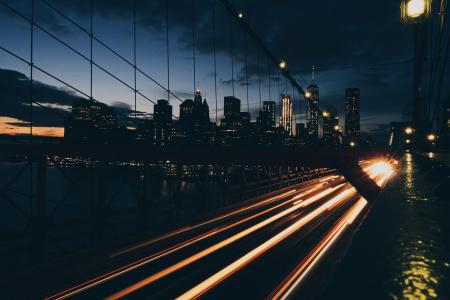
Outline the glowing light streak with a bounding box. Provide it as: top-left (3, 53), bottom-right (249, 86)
top-left (175, 191), bottom-right (354, 300)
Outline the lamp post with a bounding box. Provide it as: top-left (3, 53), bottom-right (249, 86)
top-left (400, 0), bottom-right (432, 142)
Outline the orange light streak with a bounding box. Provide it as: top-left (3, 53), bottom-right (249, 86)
top-left (175, 190), bottom-right (354, 300)
top-left (105, 187), bottom-right (337, 300)
top-left (271, 198), bottom-right (368, 300)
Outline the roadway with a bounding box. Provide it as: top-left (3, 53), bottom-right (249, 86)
top-left (41, 160), bottom-right (393, 300)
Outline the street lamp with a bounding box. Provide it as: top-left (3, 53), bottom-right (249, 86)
top-left (427, 133), bottom-right (437, 141)
top-left (322, 111), bottom-right (330, 118)
top-left (238, 11), bottom-right (244, 19)
top-left (405, 126), bottom-right (414, 135)
top-left (304, 91), bottom-right (312, 99)
top-left (350, 141), bottom-right (356, 147)
top-left (279, 60), bottom-right (286, 69)
top-left (401, 0), bottom-right (431, 24)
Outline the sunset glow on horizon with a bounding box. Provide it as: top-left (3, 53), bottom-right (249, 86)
top-left (0, 116), bottom-right (64, 137)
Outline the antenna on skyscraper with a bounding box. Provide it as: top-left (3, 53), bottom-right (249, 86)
top-left (312, 65), bottom-right (316, 82)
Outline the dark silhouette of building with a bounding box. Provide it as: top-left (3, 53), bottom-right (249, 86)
top-left (224, 96), bottom-right (241, 119)
top-left (263, 101), bottom-right (276, 128)
top-left (306, 66), bottom-right (319, 141)
top-left (345, 88), bottom-right (361, 142)
top-left (296, 123), bottom-right (307, 141)
top-left (179, 89), bottom-right (211, 144)
top-left (64, 100), bottom-right (118, 144)
top-left (322, 110), bottom-right (340, 146)
top-left (153, 99), bottom-right (172, 146)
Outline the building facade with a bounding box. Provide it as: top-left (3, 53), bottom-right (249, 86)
top-left (345, 88), bottom-right (361, 141)
top-left (306, 67), bottom-right (319, 141)
top-left (279, 94), bottom-right (293, 135)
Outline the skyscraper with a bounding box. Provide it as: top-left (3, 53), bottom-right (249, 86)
top-left (345, 88), bottom-right (360, 141)
top-left (64, 100), bottom-right (118, 144)
top-left (322, 111), bottom-right (340, 146)
top-left (153, 99), bottom-right (172, 146)
top-left (279, 94), bottom-right (293, 135)
top-left (263, 101), bottom-right (276, 128)
top-left (306, 66), bottom-right (319, 141)
top-left (224, 96), bottom-right (241, 119)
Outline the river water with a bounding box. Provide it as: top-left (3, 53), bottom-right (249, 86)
top-left (322, 152), bottom-right (450, 299)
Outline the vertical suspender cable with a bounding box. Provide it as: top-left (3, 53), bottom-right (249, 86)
top-left (30, 0), bottom-right (34, 210)
top-left (257, 50), bottom-right (262, 110)
top-left (90, 0), bottom-right (93, 102)
top-left (230, 17), bottom-right (235, 97)
top-left (244, 32), bottom-right (249, 112)
top-left (192, 0), bottom-right (196, 93)
top-left (212, 0), bottom-right (218, 123)
top-left (166, 0), bottom-right (170, 102)
top-left (133, 0), bottom-right (137, 120)
top-left (267, 56), bottom-right (271, 102)
top-left (30, 0), bottom-right (34, 140)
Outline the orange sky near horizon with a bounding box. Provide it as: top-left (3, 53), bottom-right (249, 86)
top-left (0, 116), bottom-right (64, 137)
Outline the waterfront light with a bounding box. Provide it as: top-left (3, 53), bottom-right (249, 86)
top-left (401, 0), bottom-right (431, 24)
top-left (279, 60), bottom-right (286, 69)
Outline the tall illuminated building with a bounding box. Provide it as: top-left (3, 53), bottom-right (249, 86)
top-left (306, 66), bottom-right (319, 140)
top-left (345, 88), bottom-right (360, 141)
top-left (279, 94), bottom-right (293, 135)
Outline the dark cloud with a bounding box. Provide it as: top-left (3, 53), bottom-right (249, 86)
top-left (0, 69), bottom-right (141, 127)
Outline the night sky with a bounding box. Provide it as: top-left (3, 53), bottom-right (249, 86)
top-left (0, 0), bottom-right (421, 139)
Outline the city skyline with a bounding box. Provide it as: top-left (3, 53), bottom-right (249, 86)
top-left (0, 0), bottom-right (431, 140)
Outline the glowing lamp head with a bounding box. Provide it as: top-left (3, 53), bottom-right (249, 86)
top-left (427, 134), bottom-right (437, 141)
top-left (406, 139), bottom-right (411, 144)
top-left (401, 0), bottom-right (431, 24)
top-left (238, 12), bottom-right (243, 19)
top-left (304, 91), bottom-right (312, 99)
top-left (279, 60), bottom-right (286, 69)
top-left (350, 141), bottom-right (356, 147)
top-left (334, 125), bottom-right (340, 131)
top-left (404, 127), bottom-right (414, 135)
top-left (322, 111), bottom-right (330, 118)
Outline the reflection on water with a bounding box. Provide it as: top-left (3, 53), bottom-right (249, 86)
top-left (403, 153), bottom-right (429, 202)
top-left (390, 153), bottom-right (447, 300)
top-left (394, 240), bottom-right (440, 299)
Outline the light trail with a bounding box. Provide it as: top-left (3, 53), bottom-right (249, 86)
top-left (270, 198), bottom-right (368, 300)
top-left (293, 183), bottom-right (346, 207)
top-left (48, 182), bottom-right (334, 300)
top-left (175, 189), bottom-right (355, 300)
top-left (110, 188), bottom-right (300, 258)
top-left (105, 183), bottom-right (346, 300)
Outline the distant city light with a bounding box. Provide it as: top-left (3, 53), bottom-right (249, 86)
top-left (334, 125), bottom-right (340, 131)
top-left (404, 127), bottom-right (414, 135)
top-left (427, 134), bottom-right (437, 141)
top-left (406, 139), bottom-right (411, 144)
top-left (279, 60), bottom-right (286, 69)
